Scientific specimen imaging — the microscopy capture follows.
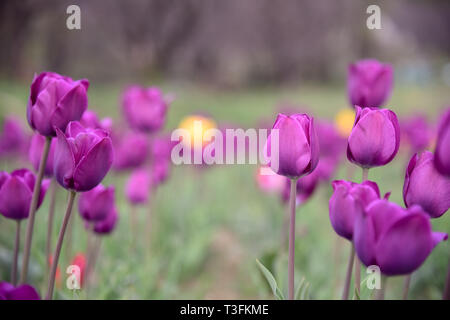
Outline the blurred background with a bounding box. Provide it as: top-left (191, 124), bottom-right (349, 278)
top-left (1, 0), bottom-right (450, 300)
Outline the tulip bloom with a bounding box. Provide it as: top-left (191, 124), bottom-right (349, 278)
top-left (400, 114), bottom-right (433, 154)
top-left (54, 121), bottom-right (114, 192)
top-left (354, 199), bottom-right (447, 276)
top-left (125, 169), bottom-right (152, 205)
top-left (112, 130), bottom-right (149, 171)
top-left (403, 151), bottom-right (450, 218)
top-left (80, 110), bottom-right (113, 133)
top-left (348, 59), bottom-right (393, 109)
top-left (122, 86), bottom-right (169, 133)
top-left (79, 184), bottom-right (115, 222)
top-left (27, 72), bottom-right (89, 137)
top-left (347, 106), bottom-right (400, 168)
top-left (0, 282), bottom-right (40, 300)
top-left (434, 108), bottom-right (450, 177)
top-left (329, 180), bottom-right (380, 241)
top-left (29, 134), bottom-right (57, 177)
top-left (0, 116), bottom-right (29, 159)
top-left (0, 169), bottom-right (49, 220)
top-left (93, 207), bottom-right (118, 235)
top-left (265, 113), bottom-right (319, 178)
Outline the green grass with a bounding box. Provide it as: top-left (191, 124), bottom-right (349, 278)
top-left (0, 81), bottom-right (450, 299)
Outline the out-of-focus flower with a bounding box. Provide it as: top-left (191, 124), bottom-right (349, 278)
top-left (48, 256), bottom-right (61, 288)
top-left (178, 115), bottom-right (217, 149)
top-left (400, 114), bottom-right (433, 153)
top-left (0, 169), bottom-right (49, 220)
top-left (0, 281), bottom-right (40, 300)
top-left (265, 113), bottom-right (319, 178)
top-left (316, 120), bottom-right (346, 161)
top-left (0, 116), bottom-right (29, 159)
top-left (93, 207), bottom-right (118, 235)
top-left (80, 110), bottom-right (113, 133)
top-left (70, 253), bottom-right (86, 288)
top-left (27, 72), bottom-right (89, 136)
top-left (151, 136), bottom-right (174, 185)
top-left (122, 86), bottom-right (169, 133)
top-left (54, 121), bottom-right (113, 192)
top-left (434, 108), bottom-right (450, 177)
top-left (125, 169), bottom-right (152, 205)
top-left (256, 166), bottom-right (285, 194)
top-left (348, 59), bottom-right (393, 109)
top-left (347, 106), bottom-right (400, 168)
top-left (78, 184), bottom-right (115, 222)
top-left (403, 151), bottom-right (450, 218)
top-left (354, 199), bottom-right (447, 276)
top-left (335, 108), bottom-right (356, 138)
top-left (29, 134), bottom-right (57, 177)
top-left (112, 130), bottom-right (149, 171)
top-left (329, 180), bottom-right (380, 240)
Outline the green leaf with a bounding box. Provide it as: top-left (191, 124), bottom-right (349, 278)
top-left (294, 277), bottom-right (305, 300)
top-left (256, 259), bottom-right (285, 300)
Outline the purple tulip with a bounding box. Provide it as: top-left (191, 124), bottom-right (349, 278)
top-left (125, 169), bottom-right (152, 205)
top-left (122, 86), bottom-right (169, 133)
top-left (93, 207), bottom-right (118, 235)
top-left (403, 151), bottom-right (450, 218)
top-left (329, 180), bottom-right (380, 240)
top-left (434, 108), bottom-right (450, 176)
top-left (400, 114), bottom-right (433, 154)
top-left (347, 106), bottom-right (400, 168)
top-left (151, 137), bottom-right (173, 186)
top-left (265, 113), bottom-right (319, 178)
top-left (27, 72), bottom-right (89, 137)
top-left (112, 130), bottom-right (149, 171)
top-left (80, 110), bottom-right (113, 133)
top-left (0, 116), bottom-right (29, 159)
top-left (0, 281), bottom-right (40, 300)
top-left (354, 199), bottom-right (447, 275)
top-left (54, 121), bottom-right (114, 192)
top-left (0, 169), bottom-right (50, 220)
top-left (316, 120), bottom-right (346, 161)
top-left (29, 134), bottom-right (57, 177)
top-left (79, 184), bottom-right (115, 222)
top-left (348, 59), bottom-right (393, 108)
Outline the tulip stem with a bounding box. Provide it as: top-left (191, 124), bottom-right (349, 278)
top-left (342, 243), bottom-right (355, 300)
top-left (443, 257), bottom-right (450, 300)
top-left (11, 220), bottom-right (21, 286)
top-left (354, 256), bottom-right (361, 296)
top-left (288, 178), bottom-right (298, 300)
top-left (46, 179), bottom-right (57, 273)
top-left (20, 136), bottom-right (52, 284)
top-left (46, 190), bottom-right (77, 300)
top-left (362, 168), bottom-right (369, 181)
top-left (376, 276), bottom-right (387, 300)
top-left (403, 274), bottom-right (412, 300)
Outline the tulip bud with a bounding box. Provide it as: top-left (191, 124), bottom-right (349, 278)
top-left (0, 169), bottom-right (50, 220)
top-left (112, 130), bottom-right (149, 171)
top-left (348, 59), bottom-right (393, 108)
top-left (400, 114), bottom-right (433, 154)
top-left (0, 281), bottom-right (40, 300)
top-left (329, 180), bottom-right (380, 240)
top-left (403, 151), bottom-right (450, 218)
top-left (0, 116), bottom-right (29, 159)
top-left (266, 113), bottom-right (319, 178)
top-left (354, 199), bottom-right (447, 276)
top-left (347, 106), bottom-right (400, 168)
top-left (54, 121), bottom-right (114, 192)
top-left (93, 207), bottom-right (118, 235)
top-left (27, 72), bottom-right (89, 136)
top-left (434, 108), bottom-right (450, 177)
top-left (125, 169), bottom-right (152, 205)
top-left (122, 86), bottom-right (169, 133)
top-left (78, 184), bottom-right (115, 222)
top-left (29, 134), bottom-right (56, 177)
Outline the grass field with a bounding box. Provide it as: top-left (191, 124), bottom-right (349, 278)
top-left (1, 81), bottom-right (450, 299)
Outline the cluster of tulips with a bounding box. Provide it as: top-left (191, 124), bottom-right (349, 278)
top-left (258, 59), bottom-right (450, 300)
top-left (0, 72), bottom-right (173, 299)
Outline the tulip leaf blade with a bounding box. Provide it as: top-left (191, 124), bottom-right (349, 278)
top-left (256, 259), bottom-right (285, 300)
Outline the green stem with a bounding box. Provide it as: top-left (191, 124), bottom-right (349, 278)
top-left (20, 136), bottom-right (52, 284)
top-left (288, 178), bottom-right (298, 300)
top-left (403, 274), bottom-right (411, 300)
top-left (11, 220), bottom-right (21, 286)
top-left (46, 179), bottom-right (57, 273)
top-left (342, 243), bottom-right (355, 300)
top-left (46, 190), bottom-right (77, 300)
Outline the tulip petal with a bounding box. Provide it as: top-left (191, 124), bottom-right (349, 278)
top-left (73, 138), bottom-right (114, 191)
top-left (7, 285), bottom-right (40, 300)
top-left (51, 84), bottom-right (88, 133)
top-left (0, 176), bottom-right (32, 220)
top-left (54, 128), bottom-right (76, 189)
top-left (353, 206), bottom-right (377, 267)
top-left (431, 232), bottom-right (448, 249)
top-left (375, 213), bottom-right (432, 276)
top-left (31, 86), bottom-right (58, 136)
